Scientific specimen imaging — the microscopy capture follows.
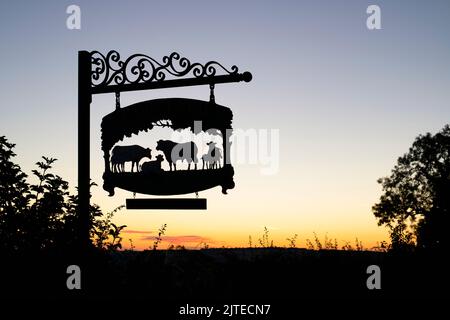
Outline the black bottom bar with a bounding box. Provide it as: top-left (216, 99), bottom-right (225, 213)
top-left (126, 198), bottom-right (207, 210)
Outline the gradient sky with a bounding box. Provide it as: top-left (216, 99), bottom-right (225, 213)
top-left (1, 0), bottom-right (450, 249)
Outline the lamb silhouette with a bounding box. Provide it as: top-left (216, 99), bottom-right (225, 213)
top-left (141, 154), bottom-right (164, 174)
top-left (111, 145), bottom-right (152, 173)
top-left (156, 140), bottom-right (198, 171)
top-left (202, 142), bottom-right (222, 169)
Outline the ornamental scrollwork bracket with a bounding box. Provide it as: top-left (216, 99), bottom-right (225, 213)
top-left (90, 50), bottom-right (241, 88)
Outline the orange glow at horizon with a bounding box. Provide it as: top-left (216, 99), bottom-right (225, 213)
top-left (118, 227), bottom-right (388, 251)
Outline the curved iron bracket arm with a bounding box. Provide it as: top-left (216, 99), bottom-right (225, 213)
top-left (89, 50), bottom-right (252, 94)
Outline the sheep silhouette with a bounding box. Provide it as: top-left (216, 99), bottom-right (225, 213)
top-left (141, 154), bottom-right (164, 174)
top-left (202, 142), bottom-right (222, 169)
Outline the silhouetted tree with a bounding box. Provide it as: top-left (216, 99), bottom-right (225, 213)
top-left (0, 135), bottom-right (125, 253)
top-left (373, 125), bottom-right (450, 251)
top-left (0, 136), bottom-right (31, 251)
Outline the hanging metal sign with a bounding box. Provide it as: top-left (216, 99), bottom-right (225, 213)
top-left (101, 98), bottom-right (235, 197)
top-left (77, 50), bottom-right (252, 235)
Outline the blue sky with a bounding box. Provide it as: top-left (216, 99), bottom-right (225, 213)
top-left (1, 0), bottom-right (450, 248)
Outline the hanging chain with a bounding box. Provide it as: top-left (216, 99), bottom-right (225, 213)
top-left (209, 84), bottom-right (215, 103)
top-left (115, 91), bottom-right (121, 110)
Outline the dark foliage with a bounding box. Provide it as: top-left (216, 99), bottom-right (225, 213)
top-left (373, 125), bottom-right (450, 251)
top-left (0, 135), bottom-right (125, 253)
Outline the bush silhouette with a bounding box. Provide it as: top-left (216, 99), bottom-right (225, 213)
top-left (0, 135), bottom-right (125, 253)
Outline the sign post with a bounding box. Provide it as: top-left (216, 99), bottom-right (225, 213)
top-left (78, 51), bottom-right (92, 248)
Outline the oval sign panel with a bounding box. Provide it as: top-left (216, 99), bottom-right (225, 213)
top-left (101, 98), bottom-right (235, 197)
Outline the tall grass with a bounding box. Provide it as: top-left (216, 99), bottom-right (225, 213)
top-left (152, 223), bottom-right (167, 250)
